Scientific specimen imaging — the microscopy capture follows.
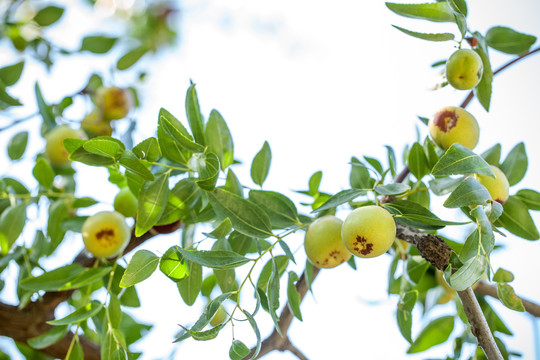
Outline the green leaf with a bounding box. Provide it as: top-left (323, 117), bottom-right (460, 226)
top-left (374, 183), bottom-right (411, 196)
top-left (242, 309), bottom-right (261, 359)
top-left (35, 83), bottom-right (56, 132)
top-left (205, 110), bottom-right (234, 170)
top-left (47, 300), bottom-right (103, 325)
top-left (448, 0), bottom-right (467, 16)
top-left (20, 264), bottom-right (85, 291)
top-left (196, 152), bottom-right (220, 191)
top-left (67, 139), bottom-right (116, 166)
top-left (408, 142), bottom-right (429, 180)
top-left (204, 218), bottom-right (232, 240)
top-left (32, 158), bottom-right (55, 188)
top-left (159, 108), bottom-right (205, 153)
top-left (383, 200), bottom-right (467, 230)
top-left (7, 131), bottom-right (28, 160)
top-left (157, 178), bottom-right (200, 226)
top-left (497, 283), bottom-right (525, 312)
top-left (309, 171), bottom-right (323, 196)
top-left (224, 169), bottom-right (244, 198)
top-left (157, 119), bottom-right (190, 165)
top-left (495, 196), bottom-right (539, 240)
top-left (83, 137), bottom-right (124, 159)
top-left (80, 35), bottom-right (117, 54)
top-left (177, 261), bottom-right (203, 306)
top-left (135, 172), bottom-right (170, 236)
top-left (514, 189), bottom-right (540, 211)
top-left (350, 158), bottom-right (373, 189)
top-left (406, 256), bottom-right (430, 285)
top-left (27, 325), bottom-right (68, 349)
top-left (407, 316), bottom-right (455, 353)
top-left (229, 340), bottom-right (251, 360)
top-left (34, 6), bottom-right (64, 27)
top-left (207, 188), bottom-right (273, 238)
top-left (257, 256), bottom-right (289, 293)
top-left (0, 85), bottom-right (21, 108)
top-left (397, 290), bottom-right (417, 343)
top-left (486, 26), bottom-right (537, 55)
top-left (248, 190), bottom-right (298, 229)
top-left (0, 203), bottom-right (27, 252)
top-left (117, 46), bottom-right (147, 70)
top-left (177, 248), bottom-right (250, 269)
top-left (493, 268), bottom-right (514, 283)
top-left (120, 250), bottom-right (159, 287)
top-left (267, 256), bottom-right (282, 336)
top-left (132, 137), bottom-right (161, 162)
top-left (431, 143), bottom-right (494, 177)
top-left (312, 189), bottom-right (366, 213)
top-left (119, 150), bottom-right (154, 181)
top-left (175, 292), bottom-right (233, 342)
top-left (251, 141), bottom-right (272, 187)
top-left (481, 143), bottom-right (501, 166)
top-left (474, 44), bottom-right (493, 112)
top-left (391, 25), bottom-right (455, 41)
top-left (47, 199), bottom-right (69, 253)
top-left (108, 293), bottom-right (122, 329)
top-left (443, 177), bottom-right (491, 208)
top-left (500, 142), bottom-right (527, 186)
top-left (59, 266), bottom-right (112, 290)
top-left (459, 207), bottom-right (494, 262)
top-left (0, 61), bottom-right (25, 86)
top-left (159, 246), bottom-right (189, 282)
top-left (385, 2), bottom-right (455, 22)
top-left (185, 83), bottom-right (206, 145)
top-left (287, 271), bottom-right (302, 321)
top-left (450, 256), bottom-right (487, 291)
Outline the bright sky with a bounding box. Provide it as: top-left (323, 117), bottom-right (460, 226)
top-left (1, 0), bottom-right (540, 359)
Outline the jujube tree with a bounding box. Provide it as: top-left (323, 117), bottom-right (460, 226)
top-left (0, 1), bottom-right (539, 360)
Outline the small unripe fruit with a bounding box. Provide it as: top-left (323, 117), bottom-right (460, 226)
top-left (82, 211), bottom-right (131, 259)
top-left (81, 110), bottom-right (112, 137)
top-left (113, 187), bottom-right (138, 218)
top-left (44, 125), bottom-right (85, 167)
top-left (428, 106), bottom-right (479, 150)
top-left (341, 206), bottom-right (396, 258)
top-left (446, 49), bottom-right (483, 90)
top-left (96, 86), bottom-right (133, 121)
top-left (304, 215), bottom-right (351, 269)
top-left (209, 305), bottom-right (227, 327)
top-left (473, 165), bottom-right (510, 204)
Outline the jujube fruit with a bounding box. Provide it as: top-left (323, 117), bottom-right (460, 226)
top-left (341, 205), bottom-right (396, 258)
top-left (209, 305), bottom-right (228, 327)
top-left (473, 165), bottom-right (510, 204)
top-left (96, 86), bottom-right (133, 121)
top-left (82, 211), bottom-right (131, 259)
top-left (81, 110), bottom-right (113, 137)
top-left (428, 106), bottom-right (479, 151)
top-left (304, 215), bottom-right (351, 269)
top-left (113, 187), bottom-right (138, 218)
top-left (446, 49), bottom-right (483, 90)
top-left (44, 125), bottom-right (85, 167)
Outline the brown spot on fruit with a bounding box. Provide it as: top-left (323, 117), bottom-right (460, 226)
top-left (433, 110), bottom-right (458, 133)
top-left (96, 228), bottom-right (115, 247)
top-left (360, 243), bottom-right (373, 255)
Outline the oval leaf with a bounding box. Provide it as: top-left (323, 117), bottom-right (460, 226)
top-left (120, 250), bottom-right (160, 288)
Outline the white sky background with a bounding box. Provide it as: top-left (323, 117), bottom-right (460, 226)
top-left (1, 0), bottom-right (540, 359)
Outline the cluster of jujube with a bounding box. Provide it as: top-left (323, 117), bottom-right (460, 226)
top-left (304, 205), bottom-right (396, 268)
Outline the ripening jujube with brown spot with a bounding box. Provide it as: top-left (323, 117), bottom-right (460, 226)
top-left (428, 106), bottom-right (479, 151)
top-left (446, 48), bottom-right (483, 90)
top-left (341, 205), bottom-right (396, 258)
top-left (473, 165), bottom-right (510, 204)
top-left (303, 215), bottom-right (351, 269)
top-left (82, 211), bottom-right (131, 258)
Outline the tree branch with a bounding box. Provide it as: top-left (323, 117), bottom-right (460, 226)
top-left (458, 288), bottom-right (503, 360)
top-left (475, 280), bottom-right (540, 318)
